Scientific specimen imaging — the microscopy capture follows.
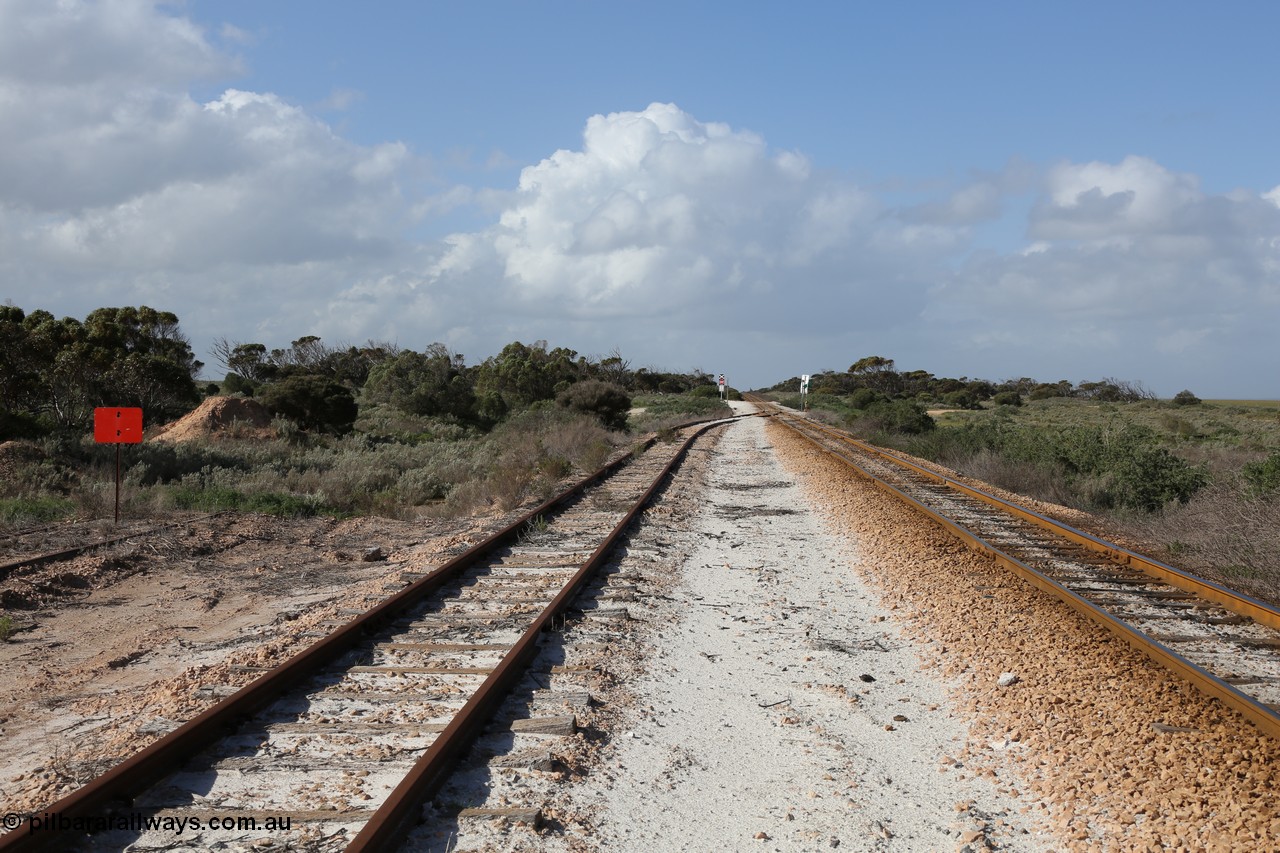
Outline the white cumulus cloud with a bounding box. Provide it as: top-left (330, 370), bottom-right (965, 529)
top-left (422, 103), bottom-right (948, 335)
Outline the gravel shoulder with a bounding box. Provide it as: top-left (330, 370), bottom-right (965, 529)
top-left (544, 406), bottom-right (1046, 851)
top-left (766, 414), bottom-right (1280, 851)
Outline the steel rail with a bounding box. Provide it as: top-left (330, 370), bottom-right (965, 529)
top-left (0, 415), bottom-right (740, 852)
top-left (348, 416), bottom-right (730, 851)
top-left (776, 407), bottom-right (1280, 632)
top-left (0, 513), bottom-right (226, 581)
top-left (749, 396), bottom-right (1280, 741)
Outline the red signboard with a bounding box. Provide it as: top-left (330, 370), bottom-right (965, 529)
top-left (94, 408), bottom-right (144, 444)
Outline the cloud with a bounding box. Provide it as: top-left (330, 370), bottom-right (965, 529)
top-left (421, 103), bottom-right (951, 336)
top-left (0, 0), bottom-right (235, 88)
top-left (921, 158), bottom-right (1280, 391)
top-left (1, 1), bottom-right (1278, 395)
top-left (1033, 156), bottom-right (1206, 239)
top-left (319, 87), bottom-right (364, 112)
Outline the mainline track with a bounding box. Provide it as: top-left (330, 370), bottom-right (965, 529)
top-left (0, 415), bottom-right (739, 852)
top-left (751, 397), bottom-right (1280, 742)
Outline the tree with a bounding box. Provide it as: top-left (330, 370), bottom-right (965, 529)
top-left (0, 305), bottom-right (200, 434)
top-left (363, 344), bottom-right (476, 421)
top-left (258, 375), bottom-right (358, 434)
top-left (848, 355), bottom-right (901, 394)
top-left (212, 339), bottom-right (276, 383)
top-left (1172, 390), bottom-right (1201, 406)
top-left (82, 306), bottom-right (202, 422)
top-left (475, 341), bottom-right (589, 409)
top-left (596, 348), bottom-right (633, 388)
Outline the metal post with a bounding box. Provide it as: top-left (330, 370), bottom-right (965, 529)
top-left (115, 444), bottom-right (121, 524)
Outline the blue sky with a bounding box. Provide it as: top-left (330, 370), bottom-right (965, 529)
top-left (4, 0), bottom-right (1279, 395)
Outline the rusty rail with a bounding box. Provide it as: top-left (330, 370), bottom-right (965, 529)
top-left (0, 415), bottom-right (739, 851)
top-left (349, 416), bottom-right (730, 850)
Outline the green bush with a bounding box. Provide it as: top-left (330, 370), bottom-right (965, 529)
top-left (125, 441), bottom-right (248, 486)
top-left (0, 496), bottom-right (75, 524)
top-left (992, 391), bottom-right (1022, 407)
top-left (1243, 452), bottom-right (1280, 494)
top-left (258, 375), bottom-right (358, 435)
top-left (166, 485), bottom-right (330, 517)
top-left (846, 388), bottom-right (884, 410)
top-left (943, 390), bottom-right (980, 410)
top-left (895, 419), bottom-right (1208, 513)
top-left (556, 380), bottom-right (631, 430)
top-left (860, 400), bottom-right (935, 435)
top-left (222, 372), bottom-right (257, 396)
top-left (688, 384), bottom-right (722, 398)
top-left (1172, 389), bottom-right (1201, 406)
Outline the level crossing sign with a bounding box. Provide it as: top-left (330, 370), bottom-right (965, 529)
top-left (94, 407), bottom-right (143, 523)
top-left (94, 407), bottom-right (144, 444)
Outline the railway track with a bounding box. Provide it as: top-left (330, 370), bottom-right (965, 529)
top-left (0, 416), bottom-right (739, 852)
top-left (749, 396), bottom-right (1280, 742)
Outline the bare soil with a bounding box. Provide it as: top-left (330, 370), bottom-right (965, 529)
top-left (148, 395), bottom-right (273, 442)
top-left (0, 510), bottom-right (525, 816)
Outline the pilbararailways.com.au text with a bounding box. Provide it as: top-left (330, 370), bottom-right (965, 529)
top-left (5, 811), bottom-right (292, 835)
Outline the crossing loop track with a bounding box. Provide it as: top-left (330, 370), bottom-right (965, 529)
top-left (749, 395), bottom-right (1280, 742)
top-left (0, 414), bottom-right (744, 852)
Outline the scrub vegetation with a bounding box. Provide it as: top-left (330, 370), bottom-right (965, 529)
top-left (757, 357), bottom-right (1280, 598)
top-left (0, 305), bottom-right (728, 527)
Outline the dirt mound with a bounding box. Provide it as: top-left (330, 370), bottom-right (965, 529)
top-left (0, 440), bottom-right (47, 481)
top-left (151, 396), bottom-right (274, 443)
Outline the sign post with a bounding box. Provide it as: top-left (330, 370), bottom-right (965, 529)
top-left (94, 407), bottom-right (143, 523)
top-left (718, 374), bottom-right (726, 401)
top-left (800, 374), bottom-right (810, 411)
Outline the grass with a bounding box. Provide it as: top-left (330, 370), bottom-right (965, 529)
top-left (867, 396), bottom-right (1280, 603)
top-left (165, 486), bottom-right (335, 517)
top-left (0, 406), bottom-right (632, 525)
top-left (0, 616), bottom-right (14, 642)
top-left (919, 398), bottom-right (1280, 454)
top-left (0, 496), bottom-right (75, 525)
top-left (628, 393), bottom-right (730, 432)
top-left (1202, 399), bottom-right (1280, 409)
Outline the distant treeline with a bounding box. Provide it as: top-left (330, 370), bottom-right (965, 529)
top-left (0, 304), bottom-right (716, 440)
top-left (765, 355), bottom-right (1172, 409)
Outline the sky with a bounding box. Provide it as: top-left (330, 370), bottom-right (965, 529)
top-left (2, 0), bottom-right (1279, 396)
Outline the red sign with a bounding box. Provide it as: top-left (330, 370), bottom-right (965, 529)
top-left (94, 408), bottom-right (144, 444)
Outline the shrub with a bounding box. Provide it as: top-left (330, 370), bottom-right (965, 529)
top-left (1242, 452), bottom-right (1280, 494)
top-left (556, 380), bottom-right (631, 430)
top-left (0, 408), bottom-right (49, 441)
top-left (846, 388), bottom-right (883, 410)
top-left (991, 391), bottom-right (1022, 407)
top-left (688, 384), bottom-right (722, 399)
top-left (943, 390), bottom-right (980, 410)
top-left (1172, 389), bottom-right (1201, 406)
top-left (862, 400), bottom-right (935, 435)
top-left (222, 372), bottom-right (257, 396)
top-left (1098, 444), bottom-right (1210, 512)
